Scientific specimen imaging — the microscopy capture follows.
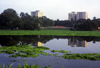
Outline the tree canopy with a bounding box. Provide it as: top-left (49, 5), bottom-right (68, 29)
top-left (0, 8), bottom-right (55, 30)
top-left (75, 19), bottom-right (99, 31)
top-left (0, 9), bottom-right (22, 29)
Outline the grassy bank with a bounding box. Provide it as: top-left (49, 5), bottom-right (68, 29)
top-left (0, 30), bottom-right (100, 36)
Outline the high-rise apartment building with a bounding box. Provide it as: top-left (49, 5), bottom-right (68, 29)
top-left (68, 12), bottom-right (88, 21)
top-left (68, 12), bottom-right (76, 21)
top-left (31, 10), bottom-right (44, 18)
top-left (76, 12), bottom-right (88, 20)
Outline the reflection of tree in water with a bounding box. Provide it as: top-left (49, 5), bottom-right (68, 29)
top-left (67, 36), bottom-right (100, 47)
top-left (0, 35), bottom-right (21, 46)
top-left (54, 36), bottom-right (100, 47)
top-left (75, 36), bottom-right (100, 42)
top-left (0, 35), bottom-right (54, 46)
top-left (21, 35), bottom-right (54, 46)
top-left (0, 35), bottom-right (100, 46)
top-left (55, 36), bottom-right (100, 42)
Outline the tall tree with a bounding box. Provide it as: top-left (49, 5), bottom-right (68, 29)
top-left (20, 12), bottom-right (40, 30)
top-left (0, 8), bottom-right (22, 29)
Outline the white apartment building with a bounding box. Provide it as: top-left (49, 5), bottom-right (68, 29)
top-left (76, 12), bottom-right (88, 20)
top-left (68, 12), bottom-right (77, 21)
top-left (68, 12), bottom-right (88, 21)
top-left (31, 10), bottom-right (44, 18)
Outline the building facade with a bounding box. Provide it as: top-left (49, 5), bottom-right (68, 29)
top-left (68, 12), bottom-right (77, 21)
top-left (76, 12), bottom-right (88, 20)
top-left (31, 10), bottom-right (44, 18)
top-left (68, 12), bottom-right (88, 21)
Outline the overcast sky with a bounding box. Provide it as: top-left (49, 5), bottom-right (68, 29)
top-left (0, 0), bottom-right (100, 20)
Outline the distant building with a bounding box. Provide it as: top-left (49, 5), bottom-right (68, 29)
top-left (68, 12), bottom-right (88, 21)
top-left (68, 12), bottom-right (77, 21)
top-left (76, 12), bottom-right (88, 20)
top-left (31, 10), bottom-right (44, 18)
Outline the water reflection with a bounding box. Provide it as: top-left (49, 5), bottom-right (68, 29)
top-left (0, 35), bottom-right (100, 68)
top-left (0, 35), bottom-right (100, 47)
top-left (68, 38), bottom-right (88, 47)
top-left (30, 42), bottom-right (44, 46)
top-left (0, 35), bottom-right (54, 46)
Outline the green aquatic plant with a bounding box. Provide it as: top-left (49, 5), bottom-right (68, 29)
top-left (0, 61), bottom-right (39, 68)
top-left (53, 53), bottom-right (58, 57)
top-left (51, 50), bottom-right (68, 53)
top-left (34, 46), bottom-right (50, 50)
top-left (8, 63), bottom-right (14, 68)
top-left (58, 50), bottom-right (68, 53)
top-left (48, 53), bottom-right (52, 56)
top-left (0, 45), bottom-right (50, 58)
top-left (51, 50), bottom-right (100, 60)
top-left (0, 63), bottom-right (14, 68)
top-left (62, 53), bottom-right (100, 60)
top-left (51, 50), bottom-right (58, 52)
top-left (0, 50), bottom-right (14, 54)
top-left (1, 44), bottom-right (100, 61)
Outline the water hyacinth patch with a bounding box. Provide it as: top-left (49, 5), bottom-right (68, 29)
top-left (51, 50), bottom-right (100, 60)
top-left (0, 45), bottom-right (100, 60)
top-left (0, 45), bottom-right (50, 58)
top-left (51, 50), bottom-right (68, 53)
top-left (61, 53), bottom-right (100, 60)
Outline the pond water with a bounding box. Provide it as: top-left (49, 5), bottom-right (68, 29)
top-left (0, 35), bottom-right (100, 68)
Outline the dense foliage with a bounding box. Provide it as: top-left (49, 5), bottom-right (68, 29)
top-left (0, 9), bottom-right (55, 30)
top-left (75, 19), bottom-right (99, 31)
top-left (0, 9), bottom-right (22, 29)
top-left (55, 20), bottom-right (73, 27)
top-left (55, 19), bottom-right (100, 31)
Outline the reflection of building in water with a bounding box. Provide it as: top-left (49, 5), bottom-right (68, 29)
top-left (68, 38), bottom-right (77, 47)
top-left (68, 38), bottom-right (88, 47)
top-left (76, 40), bottom-right (88, 47)
top-left (31, 42), bottom-right (44, 46)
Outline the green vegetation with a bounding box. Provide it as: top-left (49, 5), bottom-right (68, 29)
top-left (75, 19), bottom-right (99, 31)
top-left (62, 53), bottom-right (100, 60)
top-left (17, 61), bottom-right (39, 68)
top-left (51, 50), bottom-right (100, 61)
top-left (0, 61), bottom-right (39, 68)
top-left (1, 63), bottom-right (14, 68)
top-left (0, 63), bottom-right (65, 68)
top-left (0, 9), bottom-right (100, 31)
top-left (0, 30), bottom-right (100, 36)
top-left (51, 50), bottom-right (68, 53)
top-left (0, 45), bottom-right (50, 58)
top-left (55, 19), bottom-right (100, 31)
top-left (0, 9), bottom-right (54, 30)
top-left (1, 44), bottom-right (100, 61)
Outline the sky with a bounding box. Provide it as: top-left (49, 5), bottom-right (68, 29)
top-left (0, 0), bottom-right (100, 20)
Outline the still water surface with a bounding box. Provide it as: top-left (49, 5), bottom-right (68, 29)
top-left (0, 35), bottom-right (100, 68)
